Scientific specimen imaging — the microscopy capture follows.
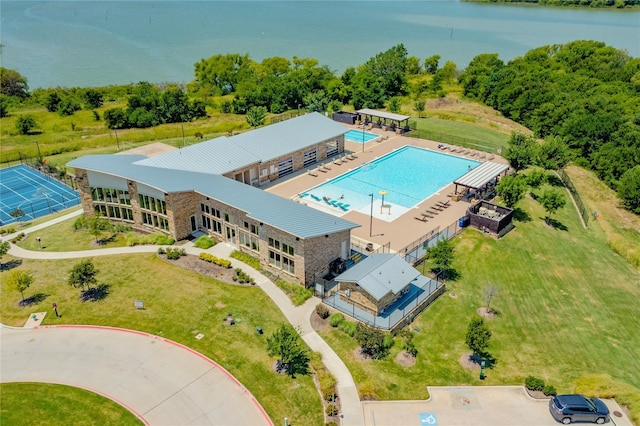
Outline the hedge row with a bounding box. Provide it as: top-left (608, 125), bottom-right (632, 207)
top-left (199, 252), bottom-right (232, 268)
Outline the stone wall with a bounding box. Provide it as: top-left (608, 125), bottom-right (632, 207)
top-left (166, 191), bottom-right (197, 240)
top-left (74, 168), bottom-right (93, 214)
top-left (301, 230), bottom-right (350, 284)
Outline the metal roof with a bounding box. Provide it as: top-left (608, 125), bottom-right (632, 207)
top-left (229, 112), bottom-right (347, 160)
top-left (68, 155), bottom-right (360, 239)
top-left (134, 137), bottom-right (260, 175)
top-left (357, 109), bottom-right (410, 122)
top-left (135, 112), bottom-right (347, 175)
top-left (454, 161), bottom-right (509, 189)
top-left (335, 253), bottom-right (423, 301)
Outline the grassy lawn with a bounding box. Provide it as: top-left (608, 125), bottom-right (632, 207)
top-left (0, 382), bottom-right (142, 425)
top-left (0, 254), bottom-right (323, 425)
top-left (318, 188), bottom-right (640, 419)
top-left (413, 116), bottom-right (511, 150)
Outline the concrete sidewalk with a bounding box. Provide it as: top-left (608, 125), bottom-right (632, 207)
top-left (1, 325), bottom-right (272, 426)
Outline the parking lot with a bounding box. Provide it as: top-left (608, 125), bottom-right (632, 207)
top-left (362, 386), bottom-right (633, 426)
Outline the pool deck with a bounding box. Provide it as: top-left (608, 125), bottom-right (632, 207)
top-left (265, 126), bottom-right (509, 252)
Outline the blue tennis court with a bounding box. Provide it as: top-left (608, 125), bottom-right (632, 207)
top-left (0, 164), bottom-right (81, 225)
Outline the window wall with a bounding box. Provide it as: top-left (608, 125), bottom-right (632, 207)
top-left (268, 237), bottom-right (295, 275)
top-left (139, 193), bottom-right (169, 231)
top-left (91, 187), bottom-right (133, 222)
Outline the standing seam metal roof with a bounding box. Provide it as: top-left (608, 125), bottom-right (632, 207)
top-left (133, 112), bottom-right (347, 175)
top-left (68, 154), bottom-right (359, 239)
top-left (334, 253), bottom-right (423, 301)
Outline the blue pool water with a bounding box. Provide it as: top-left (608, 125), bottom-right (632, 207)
top-left (344, 129), bottom-right (378, 143)
top-left (307, 146), bottom-right (480, 211)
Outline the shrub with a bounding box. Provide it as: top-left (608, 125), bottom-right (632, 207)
top-left (358, 381), bottom-right (376, 400)
top-left (193, 235), bottom-right (216, 249)
top-left (274, 279), bottom-right (313, 306)
top-left (403, 339), bottom-right (418, 357)
top-left (329, 313), bottom-right (345, 327)
top-left (543, 385), bottom-right (557, 396)
top-left (383, 333), bottom-right (395, 350)
top-left (355, 323), bottom-right (390, 360)
top-left (325, 404), bottom-right (338, 416)
top-left (325, 422), bottom-right (338, 426)
top-left (155, 235), bottom-right (175, 245)
top-left (323, 388), bottom-right (337, 402)
top-left (234, 268), bottom-right (255, 285)
top-left (157, 247), bottom-right (166, 254)
top-left (198, 252), bottom-right (232, 268)
top-left (165, 247), bottom-right (185, 260)
top-left (316, 304), bottom-right (330, 319)
top-left (73, 216), bottom-right (88, 230)
top-left (338, 320), bottom-right (356, 337)
top-left (10, 232), bottom-right (24, 243)
top-left (525, 375), bottom-right (545, 392)
top-left (230, 250), bottom-right (260, 269)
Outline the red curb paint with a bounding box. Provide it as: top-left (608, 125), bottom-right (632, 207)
top-left (34, 324), bottom-right (274, 425)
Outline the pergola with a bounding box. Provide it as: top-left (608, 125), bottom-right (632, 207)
top-left (356, 109), bottom-right (411, 130)
top-left (453, 161), bottom-right (509, 198)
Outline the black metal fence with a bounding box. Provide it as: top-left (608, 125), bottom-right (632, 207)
top-left (405, 128), bottom-right (504, 155)
top-left (557, 168), bottom-right (589, 228)
top-left (399, 218), bottom-right (467, 265)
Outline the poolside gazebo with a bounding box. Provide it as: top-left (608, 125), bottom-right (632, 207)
top-left (453, 161), bottom-right (509, 201)
top-left (356, 109), bottom-right (410, 133)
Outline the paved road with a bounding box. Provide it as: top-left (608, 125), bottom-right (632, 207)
top-left (1, 325), bottom-right (272, 426)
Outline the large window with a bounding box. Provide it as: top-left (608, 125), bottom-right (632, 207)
top-left (90, 186), bottom-right (133, 222)
top-left (268, 237), bottom-right (295, 276)
top-left (139, 193), bottom-right (169, 231)
top-left (239, 232), bottom-right (260, 252)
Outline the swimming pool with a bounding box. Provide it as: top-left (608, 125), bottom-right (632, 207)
top-left (306, 146), bottom-right (480, 211)
top-left (344, 129), bottom-right (378, 143)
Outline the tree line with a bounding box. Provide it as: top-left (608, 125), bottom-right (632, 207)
top-left (2, 40), bottom-right (638, 213)
top-left (469, 0), bottom-right (639, 7)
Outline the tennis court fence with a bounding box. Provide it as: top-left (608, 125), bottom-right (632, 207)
top-left (4, 152), bottom-right (79, 190)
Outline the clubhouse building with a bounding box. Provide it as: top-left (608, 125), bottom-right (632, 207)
top-left (69, 113), bottom-right (360, 285)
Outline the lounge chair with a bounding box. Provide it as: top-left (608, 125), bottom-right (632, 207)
top-left (308, 169), bottom-right (318, 177)
top-left (438, 200), bottom-right (451, 208)
top-left (480, 153), bottom-right (487, 160)
top-left (335, 202), bottom-right (343, 208)
top-left (318, 163), bottom-right (328, 173)
top-left (422, 210), bottom-right (436, 218)
top-left (329, 200), bottom-right (338, 206)
top-left (340, 204), bottom-right (350, 211)
top-left (414, 216), bottom-right (428, 222)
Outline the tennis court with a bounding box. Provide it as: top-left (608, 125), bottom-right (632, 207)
top-left (0, 164), bottom-right (81, 225)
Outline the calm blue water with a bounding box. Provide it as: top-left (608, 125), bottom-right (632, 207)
top-left (0, 165), bottom-right (81, 225)
top-left (1, 1), bottom-right (638, 88)
top-left (307, 146), bottom-right (480, 210)
top-left (344, 130), bottom-right (379, 143)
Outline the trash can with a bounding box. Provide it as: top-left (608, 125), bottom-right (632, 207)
top-left (458, 216), bottom-right (470, 228)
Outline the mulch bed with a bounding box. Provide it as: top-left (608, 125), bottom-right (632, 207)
top-left (159, 254), bottom-right (240, 285)
top-left (395, 351), bottom-right (417, 367)
top-left (525, 388), bottom-right (549, 399)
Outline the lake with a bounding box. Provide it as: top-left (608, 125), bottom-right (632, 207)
top-left (1, 0), bottom-right (638, 88)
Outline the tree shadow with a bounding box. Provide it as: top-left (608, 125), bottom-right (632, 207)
top-left (80, 284), bottom-right (110, 302)
top-left (0, 259), bottom-right (23, 271)
top-left (512, 207), bottom-right (531, 223)
top-left (542, 217), bottom-right (568, 231)
top-left (480, 352), bottom-right (498, 369)
top-left (546, 174), bottom-right (564, 187)
top-left (18, 293), bottom-right (49, 307)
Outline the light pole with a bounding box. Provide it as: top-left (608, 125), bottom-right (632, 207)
top-left (298, 104), bottom-right (301, 116)
top-left (369, 193), bottom-right (374, 237)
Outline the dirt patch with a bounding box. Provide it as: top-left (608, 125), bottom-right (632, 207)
top-left (353, 347), bottom-right (373, 362)
top-left (458, 352), bottom-right (482, 371)
top-left (160, 254), bottom-right (239, 284)
top-left (310, 311), bottom-right (330, 331)
top-left (395, 351), bottom-right (416, 367)
top-left (215, 302), bottom-right (226, 309)
top-left (476, 307), bottom-right (497, 320)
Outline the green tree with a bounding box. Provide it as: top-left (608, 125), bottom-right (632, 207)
top-left (537, 136), bottom-right (570, 170)
top-left (465, 316), bottom-right (491, 356)
top-left (266, 324), bottom-right (310, 378)
top-left (539, 189), bottom-right (566, 225)
top-left (45, 92), bottom-right (62, 112)
top-left (387, 97), bottom-right (401, 113)
top-left (355, 323), bottom-right (391, 360)
top-left (68, 259), bottom-right (99, 291)
top-left (103, 108), bottom-right (128, 130)
top-left (303, 90), bottom-right (328, 113)
top-left (458, 53), bottom-right (503, 100)
top-left (423, 55), bottom-right (441, 74)
top-left (438, 60), bottom-right (457, 83)
top-left (6, 269), bottom-right (34, 303)
top-left (9, 208), bottom-right (26, 222)
top-left (0, 241), bottom-right (10, 264)
top-left (358, 44), bottom-right (408, 98)
top-left (246, 106), bottom-right (267, 128)
top-left (0, 67), bottom-right (29, 98)
top-left (413, 99), bottom-right (425, 118)
top-left (83, 88), bottom-right (104, 109)
top-left (88, 215), bottom-right (113, 242)
top-left (0, 95), bottom-right (9, 117)
top-left (406, 55), bottom-right (422, 75)
top-left (192, 53), bottom-right (255, 95)
top-left (57, 98), bottom-right (81, 116)
top-left (495, 174), bottom-right (527, 208)
top-left (425, 238), bottom-right (455, 279)
top-left (15, 115), bottom-right (36, 135)
top-left (505, 132), bottom-right (536, 174)
top-left (525, 169), bottom-right (548, 189)
top-left (617, 165), bottom-right (640, 214)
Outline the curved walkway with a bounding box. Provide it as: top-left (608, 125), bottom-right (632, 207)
top-left (0, 324), bottom-right (272, 425)
top-left (2, 209), bottom-right (365, 426)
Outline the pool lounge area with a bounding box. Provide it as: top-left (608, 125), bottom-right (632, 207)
top-left (344, 129), bottom-right (379, 143)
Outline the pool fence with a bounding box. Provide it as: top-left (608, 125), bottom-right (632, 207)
top-left (405, 127), bottom-right (503, 155)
